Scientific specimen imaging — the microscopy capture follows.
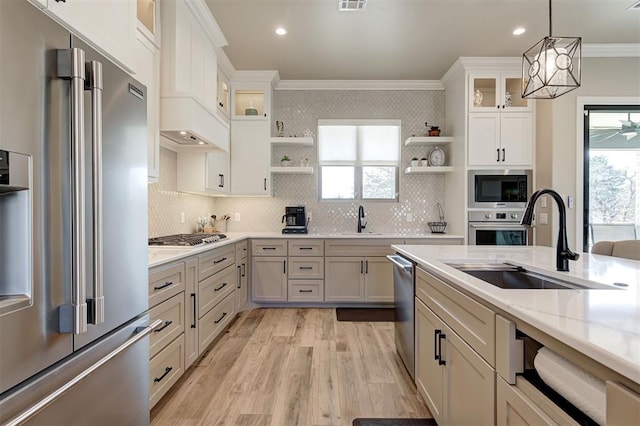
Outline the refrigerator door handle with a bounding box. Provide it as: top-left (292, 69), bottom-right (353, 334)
top-left (4, 319), bottom-right (163, 426)
top-left (57, 48), bottom-right (88, 335)
top-left (86, 59), bottom-right (104, 325)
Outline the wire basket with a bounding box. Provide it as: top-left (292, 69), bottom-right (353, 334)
top-left (428, 221), bottom-right (447, 234)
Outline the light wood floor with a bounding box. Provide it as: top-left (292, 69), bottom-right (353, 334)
top-left (151, 308), bottom-right (431, 426)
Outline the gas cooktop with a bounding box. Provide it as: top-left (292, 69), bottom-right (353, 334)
top-left (148, 233), bottom-right (227, 247)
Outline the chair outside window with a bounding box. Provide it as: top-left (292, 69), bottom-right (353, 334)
top-left (590, 223), bottom-right (637, 245)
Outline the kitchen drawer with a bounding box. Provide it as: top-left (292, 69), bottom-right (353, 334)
top-left (251, 239), bottom-right (287, 256)
top-left (198, 245), bottom-right (235, 282)
top-left (416, 266), bottom-right (496, 366)
top-left (236, 240), bottom-right (248, 260)
top-left (324, 239), bottom-right (402, 257)
top-left (199, 291), bottom-right (235, 353)
top-left (148, 292), bottom-right (185, 359)
top-left (149, 334), bottom-right (185, 408)
top-left (148, 261), bottom-right (186, 308)
top-left (288, 280), bottom-right (324, 302)
top-left (198, 264), bottom-right (236, 317)
top-left (288, 239), bottom-right (324, 256)
top-left (288, 257), bottom-right (324, 279)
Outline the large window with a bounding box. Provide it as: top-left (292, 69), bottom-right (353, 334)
top-left (318, 119), bottom-right (400, 200)
top-left (583, 106), bottom-right (640, 251)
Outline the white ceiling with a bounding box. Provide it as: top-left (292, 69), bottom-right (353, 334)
top-left (205, 0), bottom-right (640, 80)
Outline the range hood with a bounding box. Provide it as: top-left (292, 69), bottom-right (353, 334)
top-left (160, 97), bottom-right (229, 151)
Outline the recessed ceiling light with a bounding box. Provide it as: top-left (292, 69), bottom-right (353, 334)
top-left (275, 27), bottom-right (287, 36)
top-left (179, 131), bottom-right (187, 136)
top-left (513, 27), bottom-right (526, 35)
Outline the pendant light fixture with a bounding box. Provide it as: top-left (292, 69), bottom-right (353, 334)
top-left (522, 0), bottom-right (581, 99)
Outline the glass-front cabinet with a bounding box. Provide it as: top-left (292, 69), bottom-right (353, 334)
top-left (216, 69), bottom-right (230, 117)
top-left (469, 71), bottom-right (531, 112)
top-left (231, 83), bottom-right (270, 119)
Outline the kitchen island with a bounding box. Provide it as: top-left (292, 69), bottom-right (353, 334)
top-left (393, 244), bottom-right (640, 425)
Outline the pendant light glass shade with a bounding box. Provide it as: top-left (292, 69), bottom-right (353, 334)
top-left (521, 0), bottom-right (581, 99)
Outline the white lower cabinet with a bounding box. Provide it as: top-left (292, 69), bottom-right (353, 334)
top-left (251, 256), bottom-right (287, 302)
top-left (324, 257), bottom-right (392, 302)
top-left (235, 241), bottom-right (248, 312)
top-left (184, 258), bottom-right (198, 368)
top-left (415, 298), bottom-right (495, 426)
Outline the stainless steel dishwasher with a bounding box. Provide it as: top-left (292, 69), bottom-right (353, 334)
top-left (387, 254), bottom-right (415, 380)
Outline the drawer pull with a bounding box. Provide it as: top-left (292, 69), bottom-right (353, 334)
top-left (299, 289), bottom-right (313, 293)
top-left (299, 247), bottom-right (313, 250)
top-left (213, 257), bottom-right (227, 264)
top-left (214, 312), bottom-right (227, 324)
top-left (262, 247), bottom-right (277, 250)
top-left (153, 281), bottom-right (173, 291)
top-left (299, 266), bottom-right (313, 270)
top-left (214, 282), bottom-right (228, 292)
top-left (153, 366), bottom-right (173, 383)
top-left (153, 320), bottom-right (173, 333)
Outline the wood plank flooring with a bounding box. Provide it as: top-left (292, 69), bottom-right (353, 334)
top-left (151, 308), bottom-right (431, 426)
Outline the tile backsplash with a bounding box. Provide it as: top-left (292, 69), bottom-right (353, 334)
top-left (215, 89), bottom-right (448, 235)
top-left (148, 147), bottom-right (217, 238)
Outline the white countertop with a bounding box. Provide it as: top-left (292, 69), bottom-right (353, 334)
top-left (148, 232), bottom-right (463, 268)
top-left (391, 244), bottom-right (640, 384)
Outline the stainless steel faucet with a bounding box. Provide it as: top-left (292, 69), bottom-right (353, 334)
top-left (357, 205), bottom-right (367, 233)
top-left (521, 189), bottom-right (580, 271)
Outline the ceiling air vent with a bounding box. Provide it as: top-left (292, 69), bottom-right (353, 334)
top-left (629, 1), bottom-right (640, 10)
top-left (338, 0), bottom-right (366, 11)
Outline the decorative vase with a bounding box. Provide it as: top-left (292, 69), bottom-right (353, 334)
top-left (421, 159), bottom-right (429, 167)
top-left (474, 89), bottom-right (483, 107)
top-left (281, 160), bottom-right (291, 167)
top-left (411, 160), bottom-right (420, 167)
top-left (505, 91), bottom-right (512, 107)
top-left (276, 121), bottom-right (284, 137)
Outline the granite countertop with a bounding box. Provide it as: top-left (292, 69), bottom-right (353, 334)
top-left (148, 232), bottom-right (463, 269)
top-left (392, 244), bottom-right (640, 384)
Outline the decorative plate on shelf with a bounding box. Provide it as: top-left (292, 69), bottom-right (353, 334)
top-left (428, 146), bottom-right (445, 167)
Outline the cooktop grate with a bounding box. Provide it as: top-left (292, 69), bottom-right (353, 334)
top-left (148, 233), bottom-right (227, 247)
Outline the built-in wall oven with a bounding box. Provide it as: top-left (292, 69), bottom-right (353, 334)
top-left (468, 210), bottom-right (532, 245)
top-left (469, 170), bottom-right (532, 209)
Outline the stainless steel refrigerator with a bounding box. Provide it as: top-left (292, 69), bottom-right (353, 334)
top-left (0, 1), bottom-right (157, 424)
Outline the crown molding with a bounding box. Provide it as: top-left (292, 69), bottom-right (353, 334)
top-left (232, 70), bottom-right (281, 87)
top-left (275, 80), bottom-right (443, 91)
top-left (216, 48), bottom-right (235, 79)
top-left (582, 43), bottom-right (640, 57)
top-left (440, 59), bottom-right (465, 89)
top-left (185, 0), bottom-right (228, 47)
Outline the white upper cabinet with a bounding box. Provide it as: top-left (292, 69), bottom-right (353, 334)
top-left (231, 80), bottom-right (272, 120)
top-left (177, 151), bottom-right (230, 196)
top-left (468, 112), bottom-right (533, 166)
top-left (45, 0), bottom-right (137, 72)
top-left (469, 71), bottom-right (531, 113)
top-left (230, 120), bottom-right (271, 196)
top-left (136, 0), bottom-right (160, 47)
top-left (135, 31), bottom-right (160, 181)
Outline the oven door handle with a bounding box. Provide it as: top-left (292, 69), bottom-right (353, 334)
top-left (469, 223), bottom-right (527, 229)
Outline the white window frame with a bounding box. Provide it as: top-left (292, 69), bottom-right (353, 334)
top-left (317, 119), bottom-right (401, 201)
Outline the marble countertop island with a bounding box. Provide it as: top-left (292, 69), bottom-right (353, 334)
top-left (391, 244), bottom-right (640, 385)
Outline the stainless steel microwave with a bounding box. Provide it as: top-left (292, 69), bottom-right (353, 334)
top-left (468, 170), bottom-right (533, 209)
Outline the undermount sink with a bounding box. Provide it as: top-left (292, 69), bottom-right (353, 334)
top-left (446, 263), bottom-right (615, 290)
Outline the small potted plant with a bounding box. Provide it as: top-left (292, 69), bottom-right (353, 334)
top-left (411, 157), bottom-right (420, 167)
top-left (421, 157), bottom-right (429, 167)
top-left (281, 155), bottom-right (291, 166)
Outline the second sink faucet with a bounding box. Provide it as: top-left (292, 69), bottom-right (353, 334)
top-left (521, 189), bottom-right (580, 272)
top-left (357, 205), bottom-right (367, 233)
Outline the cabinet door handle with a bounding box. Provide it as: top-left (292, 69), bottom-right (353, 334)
top-left (153, 366), bottom-right (173, 383)
top-left (214, 312), bottom-right (227, 324)
top-left (218, 174), bottom-right (224, 188)
top-left (438, 332), bottom-right (447, 366)
top-left (365, 260), bottom-right (369, 274)
top-left (191, 293), bottom-right (196, 328)
top-left (237, 265), bottom-right (242, 289)
top-left (213, 257), bottom-right (227, 264)
top-left (434, 329), bottom-right (441, 361)
top-left (283, 260), bottom-right (287, 274)
top-left (241, 263), bottom-right (246, 277)
top-left (360, 260), bottom-right (364, 274)
top-left (214, 282), bottom-right (227, 292)
top-left (153, 320), bottom-right (173, 333)
top-left (502, 148), bottom-right (506, 162)
top-left (264, 178), bottom-right (267, 191)
top-left (496, 148), bottom-right (500, 162)
top-left (153, 281), bottom-right (173, 291)
top-left (299, 266), bottom-right (313, 270)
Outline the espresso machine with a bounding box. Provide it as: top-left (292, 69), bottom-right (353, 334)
top-left (282, 206), bottom-right (308, 234)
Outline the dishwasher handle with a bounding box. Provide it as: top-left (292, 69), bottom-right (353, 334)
top-left (386, 255), bottom-right (413, 272)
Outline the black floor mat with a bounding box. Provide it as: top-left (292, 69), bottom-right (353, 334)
top-left (336, 308), bottom-right (395, 322)
top-left (352, 419), bottom-right (437, 426)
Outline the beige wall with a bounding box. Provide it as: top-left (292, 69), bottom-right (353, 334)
top-left (535, 57), bottom-right (640, 249)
